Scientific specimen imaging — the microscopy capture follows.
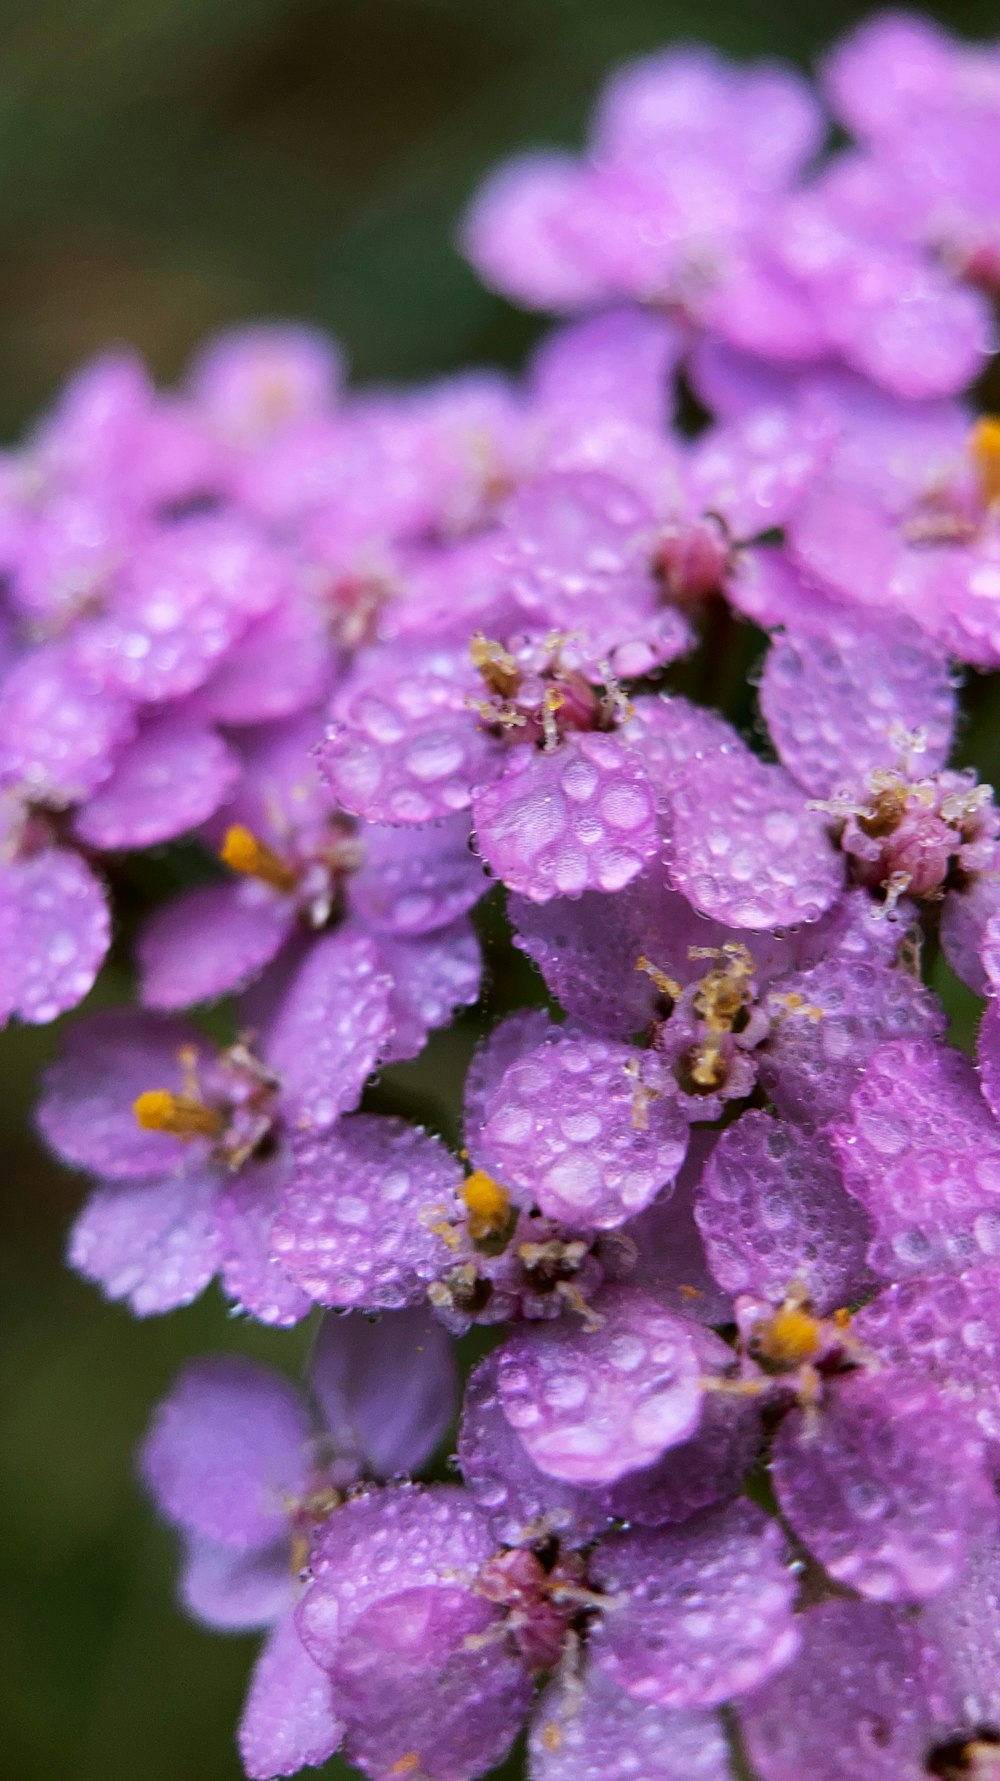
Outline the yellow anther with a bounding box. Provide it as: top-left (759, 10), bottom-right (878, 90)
top-left (833, 1307), bottom-right (853, 1331)
top-left (289, 1531), bottom-right (309, 1578)
top-left (688, 943), bottom-right (755, 1032)
top-left (133, 1090), bottom-right (224, 1140)
top-left (469, 633), bottom-right (520, 698)
top-left (754, 1304), bottom-right (823, 1370)
top-left (541, 1724), bottom-right (563, 1754)
top-left (687, 1038), bottom-right (727, 1090)
top-left (769, 990), bottom-right (824, 1025)
top-left (461, 1170), bottom-right (512, 1240)
top-left (635, 955), bottom-right (683, 1001)
top-left (389, 1754), bottom-right (421, 1777)
top-left (220, 825), bottom-right (298, 893)
top-left (972, 415), bottom-right (1000, 507)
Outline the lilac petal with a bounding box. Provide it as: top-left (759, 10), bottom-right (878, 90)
top-left (529, 308), bottom-right (681, 433)
top-left (459, 1352), bottom-right (613, 1550)
top-left (480, 1029), bottom-right (687, 1228)
top-left (495, 1287), bottom-right (702, 1486)
top-left (758, 951), bottom-right (946, 1130)
top-left (192, 594), bottom-right (331, 726)
top-left (921, 1536), bottom-right (1000, 1735)
top-left (821, 250), bottom-right (994, 401)
top-left (772, 1370), bottom-right (995, 1601)
top-left (137, 882), bottom-right (292, 1009)
top-left (264, 931), bottom-right (394, 1129)
top-left (741, 1599), bottom-right (934, 1781)
top-left (821, 12), bottom-right (953, 140)
top-left (687, 404), bottom-right (826, 538)
top-left (981, 998), bottom-right (1000, 1123)
top-left (626, 694), bottom-right (745, 814)
top-left (69, 1164), bottom-right (223, 1314)
top-left (351, 815), bottom-right (485, 936)
top-left (855, 1270), bottom-right (1000, 1467)
top-left (309, 1307), bottom-right (458, 1479)
top-left (696, 1111), bottom-right (871, 1314)
top-left (273, 1116), bottom-right (462, 1310)
top-left (530, 1669), bottom-right (732, 1781)
top-left (77, 517), bottom-right (287, 704)
top-left (300, 1490), bottom-right (530, 1781)
top-left (72, 712), bottom-right (239, 850)
top-left (589, 1502), bottom-right (799, 1708)
top-left (239, 1610), bottom-right (344, 1781)
top-left (209, 711), bottom-right (330, 841)
top-left (667, 746), bottom-right (842, 928)
top-left (472, 732), bottom-right (659, 903)
top-left (377, 919), bottom-right (481, 1065)
top-left (625, 1129), bottom-right (734, 1327)
top-left (37, 1007), bottom-right (207, 1179)
top-left (216, 1155), bottom-right (313, 1328)
top-left (180, 1537), bottom-right (291, 1631)
top-left (460, 152), bottom-right (609, 311)
top-left (189, 322), bottom-right (343, 440)
top-left (298, 1484), bottom-right (496, 1669)
top-left (498, 469), bottom-right (655, 634)
top-left (0, 644), bottom-right (135, 805)
top-left (0, 847), bottom-right (109, 1025)
top-left (140, 1353), bottom-right (309, 1548)
top-left (320, 644), bottom-right (494, 825)
top-left (831, 1037), bottom-right (1000, 1278)
top-left (463, 1010), bottom-right (560, 1145)
top-left (941, 875), bottom-right (1000, 995)
top-left (600, 1322), bottom-right (762, 1528)
top-left (760, 613), bottom-right (956, 799)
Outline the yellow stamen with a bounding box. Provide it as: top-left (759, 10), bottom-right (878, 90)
top-left (754, 1304), bottom-right (823, 1369)
top-left (220, 824), bottom-right (298, 893)
top-left (133, 1090), bottom-right (224, 1140)
top-left (289, 1531), bottom-right (309, 1578)
top-left (972, 415), bottom-right (1000, 507)
top-left (635, 954), bottom-right (683, 1001)
top-left (541, 1724), bottom-right (563, 1754)
top-left (389, 1755), bottom-right (421, 1776)
top-left (460, 1170), bottom-right (512, 1240)
top-left (469, 633), bottom-right (520, 698)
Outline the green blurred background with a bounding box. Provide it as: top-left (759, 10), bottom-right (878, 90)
top-left (3, 3), bottom-right (1000, 1777)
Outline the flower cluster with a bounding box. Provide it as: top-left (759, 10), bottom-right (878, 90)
top-left (21, 11), bottom-right (1000, 1781)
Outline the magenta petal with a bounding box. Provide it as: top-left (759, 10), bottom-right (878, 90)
top-left (459, 1352), bottom-right (612, 1550)
top-left (0, 847), bottom-right (109, 1025)
top-left (531, 1669), bottom-right (732, 1781)
top-left (980, 998), bottom-right (1000, 1124)
top-left (239, 1610), bottom-right (344, 1781)
top-left (498, 469), bottom-right (655, 633)
top-left (216, 1155), bottom-right (313, 1327)
top-left (761, 613), bottom-right (956, 799)
top-left (589, 1503), bottom-right (799, 1708)
top-left (772, 1370), bottom-right (995, 1601)
top-left (741, 1599), bottom-right (934, 1781)
top-left (297, 1484), bottom-right (496, 1670)
top-left (758, 951), bottom-right (945, 1131)
top-left (667, 747), bottom-right (842, 928)
top-left (351, 815), bottom-right (485, 936)
top-left (530, 308), bottom-right (681, 433)
top-left (0, 643), bottom-right (135, 805)
top-left (72, 712), bottom-right (239, 850)
top-left (140, 1353), bottom-right (309, 1548)
top-left (696, 1111), bottom-right (872, 1313)
top-left (193, 594), bottom-right (330, 726)
top-left (68, 1165), bottom-right (222, 1314)
top-left (473, 732), bottom-right (659, 903)
top-left (264, 931), bottom-right (394, 1129)
top-left (37, 1007), bottom-right (206, 1179)
top-left (464, 1010), bottom-right (560, 1142)
top-left (481, 1030), bottom-right (687, 1228)
top-left (320, 644), bottom-right (494, 825)
top-left (309, 1307), bottom-right (458, 1478)
top-left (941, 875), bottom-right (1000, 995)
top-left (495, 1288), bottom-right (702, 1486)
top-left (180, 1537), bottom-right (291, 1632)
top-left (377, 919), bottom-right (481, 1064)
top-left (460, 152), bottom-right (609, 311)
top-left (273, 1116), bottom-right (461, 1310)
top-left (138, 882), bottom-right (292, 1009)
top-left (832, 1037), bottom-right (1000, 1278)
top-left (855, 1270), bottom-right (1000, 1468)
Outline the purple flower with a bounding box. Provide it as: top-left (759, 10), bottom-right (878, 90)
top-left (140, 1308), bottom-right (456, 1779)
top-left (136, 712), bottom-right (484, 1056)
top-left (295, 1481), bottom-right (798, 1781)
top-left (38, 970), bottom-right (393, 1316)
